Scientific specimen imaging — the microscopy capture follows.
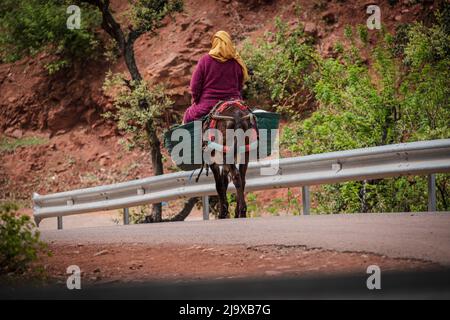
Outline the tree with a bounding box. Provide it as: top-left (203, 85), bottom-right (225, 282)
top-left (79, 0), bottom-right (197, 222)
top-left (0, 0), bottom-right (100, 69)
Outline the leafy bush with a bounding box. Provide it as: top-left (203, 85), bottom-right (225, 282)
top-left (130, 0), bottom-right (183, 31)
top-left (357, 24), bottom-right (369, 45)
top-left (243, 16), bottom-right (449, 213)
top-left (123, 205), bottom-right (150, 224)
top-left (271, 12), bottom-right (450, 213)
top-left (102, 72), bottom-right (176, 150)
top-left (246, 193), bottom-right (262, 217)
top-left (241, 17), bottom-right (319, 117)
top-left (0, 0), bottom-right (101, 67)
top-left (266, 189), bottom-right (302, 215)
top-left (0, 202), bottom-right (48, 274)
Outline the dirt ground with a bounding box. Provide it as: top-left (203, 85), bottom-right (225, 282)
top-left (31, 243), bottom-right (440, 285)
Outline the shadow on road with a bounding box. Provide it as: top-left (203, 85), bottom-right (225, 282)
top-left (2, 268), bottom-right (450, 299)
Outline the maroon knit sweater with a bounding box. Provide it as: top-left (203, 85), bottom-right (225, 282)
top-left (183, 54), bottom-right (243, 123)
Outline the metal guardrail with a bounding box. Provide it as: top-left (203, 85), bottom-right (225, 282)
top-left (33, 139), bottom-right (450, 229)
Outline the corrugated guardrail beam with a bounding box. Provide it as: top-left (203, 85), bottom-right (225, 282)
top-left (33, 139), bottom-right (450, 227)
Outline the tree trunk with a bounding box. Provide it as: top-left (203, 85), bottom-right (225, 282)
top-left (146, 120), bottom-right (164, 222)
top-left (124, 34), bottom-right (143, 82)
top-left (123, 38), bottom-right (165, 221)
top-left (163, 197), bottom-right (199, 222)
top-left (84, 0), bottom-right (196, 223)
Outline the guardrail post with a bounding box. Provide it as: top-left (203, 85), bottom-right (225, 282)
top-left (123, 208), bottom-right (130, 225)
top-left (302, 186), bottom-right (310, 215)
top-left (57, 216), bottom-right (63, 230)
top-left (202, 196), bottom-right (209, 220)
top-left (428, 174), bottom-right (436, 212)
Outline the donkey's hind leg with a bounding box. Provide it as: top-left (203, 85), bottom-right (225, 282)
top-left (211, 164), bottom-right (229, 219)
top-left (239, 162), bottom-right (248, 191)
top-left (230, 165), bottom-right (247, 218)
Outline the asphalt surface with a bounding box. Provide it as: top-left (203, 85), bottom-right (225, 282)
top-left (41, 212), bottom-right (450, 266)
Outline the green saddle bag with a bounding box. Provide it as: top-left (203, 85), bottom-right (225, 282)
top-left (163, 111), bottom-right (280, 171)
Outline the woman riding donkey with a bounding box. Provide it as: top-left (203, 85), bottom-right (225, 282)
top-left (183, 30), bottom-right (249, 123)
top-left (183, 31), bottom-right (256, 219)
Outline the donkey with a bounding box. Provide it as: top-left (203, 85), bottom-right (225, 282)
top-left (202, 100), bottom-right (258, 219)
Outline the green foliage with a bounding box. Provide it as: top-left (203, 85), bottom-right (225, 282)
top-left (333, 42), bottom-right (344, 55)
top-left (0, 136), bottom-right (48, 153)
top-left (0, 0), bottom-right (183, 67)
top-left (400, 14), bottom-right (450, 141)
top-left (282, 19), bottom-right (449, 147)
top-left (344, 25), bottom-right (353, 40)
top-left (0, 0), bottom-right (101, 65)
top-left (357, 24), bottom-right (369, 45)
top-left (266, 189), bottom-right (302, 215)
top-left (103, 72), bottom-right (174, 150)
top-left (404, 22), bottom-right (450, 68)
top-left (130, 0), bottom-right (183, 32)
top-left (388, 24), bottom-right (411, 57)
top-left (267, 198), bottom-right (283, 216)
top-left (0, 202), bottom-right (48, 274)
top-left (247, 17), bottom-right (450, 213)
top-left (123, 205), bottom-right (150, 224)
top-left (246, 193), bottom-right (263, 217)
top-left (103, 39), bottom-right (120, 63)
top-left (287, 43), bottom-right (400, 154)
top-left (45, 59), bottom-right (70, 75)
top-left (312, 177), bottom-right (430, 214)
top-left (241, 17), bottom-right (318, 117)
top-left (273, 12), bottom-right (450, 213)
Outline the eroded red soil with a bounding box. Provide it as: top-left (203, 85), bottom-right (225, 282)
top-left (34, 243), bottom-right (439, 284)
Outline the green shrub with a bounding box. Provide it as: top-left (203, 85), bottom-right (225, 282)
top-left (241, 17), bottom-right (319, 117)
top-left (0, 136), bottom-right (48, 153)
top-left (0, 0), bottom-right (101, 67)
top-left (274, 11), bottom-right (450, 213)
top-left (357, 24), bottom-right (369, 45)
top-left (0, 202), bottom-right (48, 274)
top-left (246, 193), bottom-right (262, 217)
top-left (130, 0), bottom-right (183, 31)
top-left (388, 24), bottom-right (411, 57)
top-left (344, 25), bottom-right (353, 40)
top-left (265, 189), bottom-right (302, 215)
top-left (244, 16), bottom-right (449, 213)
top-left (130, 205), bottom-right (150, 224)
top-left (102, 72), bottom-right (176, 150)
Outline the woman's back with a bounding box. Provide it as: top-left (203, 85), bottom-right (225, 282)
top-left (184, 54), bottom-right (243, 123)
top-left (194, 54), bottom-right (243, 101)
top-left (183, 30), bottom-right (248, 123)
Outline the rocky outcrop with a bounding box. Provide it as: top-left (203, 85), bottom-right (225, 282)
top-left (0, 53), bottom-right (109, 135)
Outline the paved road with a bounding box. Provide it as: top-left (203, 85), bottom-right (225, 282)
top-left (41, 212), bottom-right (450, 265)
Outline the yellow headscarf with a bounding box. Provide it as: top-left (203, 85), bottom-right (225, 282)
top-left (208, 31), bottom-right (249, 83)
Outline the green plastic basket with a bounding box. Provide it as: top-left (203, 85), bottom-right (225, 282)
top-left (164, 119), bottom-right (204, 171)
top-left (164, 111), bottom-right (280, 171)
top-left (253, 111), bottom-right (281, 158)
